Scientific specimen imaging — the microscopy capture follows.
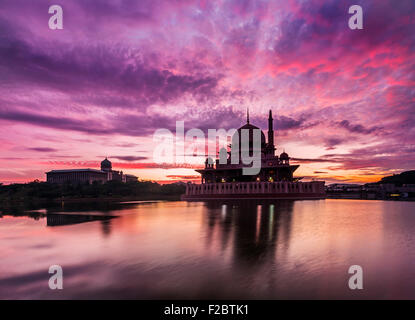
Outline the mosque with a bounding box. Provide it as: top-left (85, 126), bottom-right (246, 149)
top-left (46, 158), bottom-right (138, 184)
top-left (198, 110), bottom-right (298, 183)
top-left (182, 109), bottom-right (325, 200)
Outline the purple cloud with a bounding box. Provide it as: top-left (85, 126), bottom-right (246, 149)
top-left (27, 147), bottom-right (58, 152)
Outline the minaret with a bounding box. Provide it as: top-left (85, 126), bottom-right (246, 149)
top-left (268, 109), bottom-right (274, 147)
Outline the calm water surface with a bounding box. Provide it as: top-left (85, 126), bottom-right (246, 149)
top-left (1, 199), bottom-right (415, 299)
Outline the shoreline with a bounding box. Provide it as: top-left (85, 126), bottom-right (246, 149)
top-left (0, 194), bottom-right (182, 210)
top-left (1, 194), bottom-right (414, 212)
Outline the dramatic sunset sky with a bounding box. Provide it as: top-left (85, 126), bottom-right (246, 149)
top-left (0, 0), bottom-right (414, 184)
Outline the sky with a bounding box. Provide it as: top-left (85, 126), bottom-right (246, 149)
top-left (0, 0), bottom-right (414, 184)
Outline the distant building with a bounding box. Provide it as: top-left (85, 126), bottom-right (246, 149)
top-left (326, 183), bottom-right (362, 192)
top-left (363, 182), bottom-right (415, 200)
top-left (325, 175), bottom-right (415, 200)
top-left (100, 157), bottom-right (126, 182)
top-left (46, 158), bottom-right (138, 184)
top-left (46, 169), bottom-right (107, 184)
top-left (125, 174), bottom-right (138, 183)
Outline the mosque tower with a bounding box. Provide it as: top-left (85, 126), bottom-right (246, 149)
top-left (266, 109), bottom-right (276, 157)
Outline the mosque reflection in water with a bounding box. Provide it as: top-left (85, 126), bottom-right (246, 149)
top-left (202, 200), bottom-right (293, 266)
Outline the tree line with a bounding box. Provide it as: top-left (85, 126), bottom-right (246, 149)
top-left (0, 180), bottom-right (186, 204)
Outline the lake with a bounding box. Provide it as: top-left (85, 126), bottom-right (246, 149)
top-left (1, 199), bottom-right (415, 299)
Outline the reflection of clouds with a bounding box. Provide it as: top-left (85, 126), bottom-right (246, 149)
top-left (0, 260), bottom-right (107, 299)
top-left (3, 200), bottom-right (415, 299)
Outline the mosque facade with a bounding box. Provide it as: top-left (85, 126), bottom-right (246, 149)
top-left (197, 110), bottom-right (298, 183)
top-left (182, 110), bottom-right (325, 200)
